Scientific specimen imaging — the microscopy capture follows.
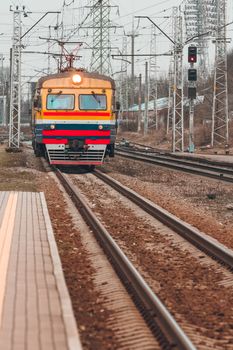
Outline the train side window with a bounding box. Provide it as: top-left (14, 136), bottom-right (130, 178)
top-left (47, 94), bottom-right (75, 110)
top-left (79, 94), bottom-right (107, 110)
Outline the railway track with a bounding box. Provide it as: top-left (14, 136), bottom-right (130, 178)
top-left (94, 169), bottom-right (233, 270)
top-left (54, 167), bottom-right (196, 350)
top-left (115, 147), bottom-right (233, 183)
top-left (53, 163), bottom-right (233, 348)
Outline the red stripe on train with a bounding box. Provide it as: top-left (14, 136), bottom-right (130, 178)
top-left (85, 139), bottom-right (110, 144)
top-left (42, 138), bottom-right (110, 145)
top-left (42, 130), bottom-right (111, 136)
top-left (43, 111), bottom-right (111, 117)
top-left (42, 139), bottom-right (68, 144)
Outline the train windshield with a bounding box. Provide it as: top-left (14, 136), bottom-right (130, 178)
top-left (47, 94), bottom-right (75, 110)
top-left (79, 94), bottom-right (107, 110)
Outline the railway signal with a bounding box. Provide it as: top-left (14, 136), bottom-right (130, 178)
top-left (188, 87), bottom-right (196, 99)
top-left (187, 46), bottom-right (197, 153)
top-left (188, 68), bottom-right (197, 81)
top-left (188, 46), bottom-right (197, 63)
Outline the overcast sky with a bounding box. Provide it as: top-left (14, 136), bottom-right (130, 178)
top-left (0, 1), bottom-right (180, 78)
top-left (1, 0), bottom-right (233, 92)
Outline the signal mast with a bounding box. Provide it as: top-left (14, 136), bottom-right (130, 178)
top-left (187, 46), bottom-right (197, 153)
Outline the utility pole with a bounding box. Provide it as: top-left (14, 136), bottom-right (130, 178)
top-left (149, 25), bottom-right (158, 129)
top-left (172, 7), bottom-right (184, 152)
top-left (144, 61), bottom-right (149, 135)
top-left (167, 59), bottom-right (173, 134)
top-left (127, 27), bottom-right (139, 110)
top-left (135, 12), bottom-right (184, 151)
top-left (119, 36), bottom-right (128, 123)
top-left (125, 76), bottom-right (129, 128)
top-left (138, 73), bottom-right (142, 132)
top-left (47, 26), bottom-right (52, 74)
top-left (211, 0), bottom-right (229, 147)
top-left (189, 99), bottom-right (195, 151)
top-left (167, 11), bottom-right (175, 135)
top-left (8, 8), bottom-right (60, 150)
top-left (0, 54), bottom-right (6, 126)
top-left (9, 7), bottom-right (22, 149)
top-left (112, 50), bottom-right (173, 130)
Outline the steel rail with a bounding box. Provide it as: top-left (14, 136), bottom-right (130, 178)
top-left (165, 153), bottom-right (233, 169)
top-left (118, 146), bottom-right (233, 172)
top-left (115, 149), bottom-right (233, 183)
top-left (55, 168), bottom-right (196, 350)
top-left (117, 143), bottom-right (233, 168)
top-left (94, 170), bottom-right (233, 270)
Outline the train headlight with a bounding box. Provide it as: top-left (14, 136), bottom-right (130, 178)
top-left (72, 74), bottom-right (82, 84)
top-left (98, 125), bottom-right (103, 130)
top-left (50, 124), bottom-right (55, 129)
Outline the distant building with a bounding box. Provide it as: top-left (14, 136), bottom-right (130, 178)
top-left (121, 96), bottom-right (205, 129)
top-left (127, 97), bottom-right (169, 112)
top-left (127, 96), bottom-right (204, 112)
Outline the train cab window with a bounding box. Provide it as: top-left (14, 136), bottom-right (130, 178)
top-left (47, 94), bottom-right (75, 110)
top-left (79, 94), bottom-right (107, 110)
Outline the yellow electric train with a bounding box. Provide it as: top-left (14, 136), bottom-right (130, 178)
top-left (32, 67), bottom-right (118, 166)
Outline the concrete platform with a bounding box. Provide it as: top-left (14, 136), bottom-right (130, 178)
top-left (0, 192), bottom-right (82, 350)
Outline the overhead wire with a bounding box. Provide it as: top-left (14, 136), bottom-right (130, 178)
top-left (112, 0), bottom-right (174, 21)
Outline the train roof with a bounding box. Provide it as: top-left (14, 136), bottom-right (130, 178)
top-left (37, 68), bottom-right (115, 89)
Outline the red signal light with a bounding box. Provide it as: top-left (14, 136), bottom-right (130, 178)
top-left (188, 46), bottom-right (197, 63)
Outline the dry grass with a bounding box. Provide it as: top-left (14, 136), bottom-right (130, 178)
top-left (117, 122), bottom-right (233, 152)
top-left (0, 145), bottom-right (37, 192)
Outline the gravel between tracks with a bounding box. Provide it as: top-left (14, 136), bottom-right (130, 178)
top-left (102, 156), bottom-right (233, 250)
top-left (71, 170), bottom-right (233, 349)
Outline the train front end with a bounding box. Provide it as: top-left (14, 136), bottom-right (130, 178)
top-left (32, 69), bottom-right (117, 166)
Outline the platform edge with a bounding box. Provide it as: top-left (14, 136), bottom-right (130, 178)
top-left (39, 192), bottom-right (83, 350)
